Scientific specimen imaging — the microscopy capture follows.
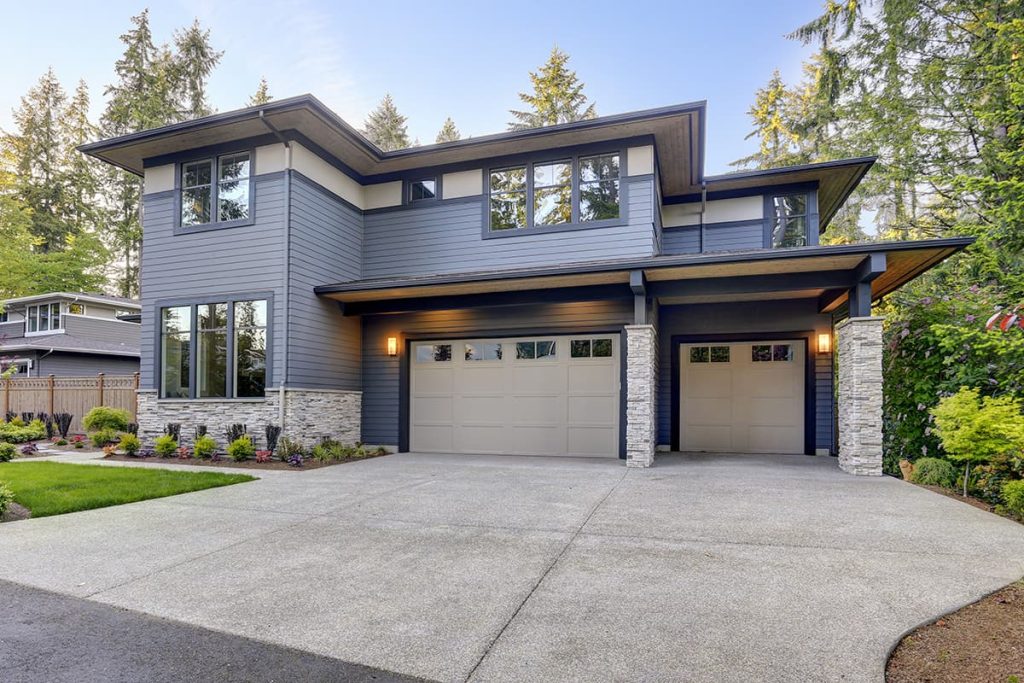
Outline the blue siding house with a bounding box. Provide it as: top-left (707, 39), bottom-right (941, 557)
top-left (81, 95), bottom-right (970, 474)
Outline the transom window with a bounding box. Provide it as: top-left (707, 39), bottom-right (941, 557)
top-left (489, 152), bottom-right (620, 232)
top-left (160, 299), bottom-right (267, 399)
top-left (770, 194), bottom-right (808, 248)
top-left (409, 179), bottom-right (437, 202)
top-left (180, 151), bottom-right (251, 227)
top-left (25, 303), bottom-right (62, 334)
top-left (415, 344), bottom-right (452, 363)
top-left (570, 338), bottom-right (613, 358)
top-left (67, 303), bottom-right (85, 315)
top-left (465, 342), bottom-right (502, 361)
top-left (689, 346), bottom-right (731, 363)
top-left (752, 344), bottom-right (794, 362)
top-left (515, 340), bottom-right (556, 360)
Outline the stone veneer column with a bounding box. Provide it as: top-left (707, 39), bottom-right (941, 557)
top-left (837, 316), bottom-right (884, 476)
top-left (625, 324), bottom-right (657, 468)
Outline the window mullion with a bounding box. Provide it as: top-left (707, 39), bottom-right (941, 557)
top-left (526, 162), bottom-right (534, 228)
top-left (571, 156), bottom-right (580, 224)
top-left (189, 305), bottom-right (198, 400)
top-left (227, 300), bottom-right (236, 398)
top-left (211, 158), bottom-right (218, 224)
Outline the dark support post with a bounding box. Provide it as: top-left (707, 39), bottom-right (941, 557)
top-left (630, 270), bottom-right (647, 325)
top-left (48, 375), bottom-right (54, 416)
top-left (848, 281), bottom-right (872, 318)
top-left (97, 373), bottom-right (105, 407)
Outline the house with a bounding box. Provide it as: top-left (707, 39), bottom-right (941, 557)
top-left (0, 292), bottom-right (141, 377)
top-left (80, 95), bottom-right (971, 473)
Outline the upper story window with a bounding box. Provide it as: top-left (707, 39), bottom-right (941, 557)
top-left (489, 152), bottom-right (620, 232)
top-left (180, 151), bottom-right (251, 227)
top-left (409, 179), bottom-right (437, 202)
top-left (25, 303), bottom-right (61, 334)
top-left (770, 194), bottom-right (808, 248)
top-left (0, 312), bottom-right (7, 323)
top-left (67, 303), bottom-right (85, 315)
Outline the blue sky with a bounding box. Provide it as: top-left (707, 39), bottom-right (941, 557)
top-left (2, 0), bottom-right (822, 174)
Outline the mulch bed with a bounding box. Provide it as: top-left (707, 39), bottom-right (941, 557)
top-left (887, 582), bottom-right (1024, 682)
top-left (100, 452), bottom-right (386, 471)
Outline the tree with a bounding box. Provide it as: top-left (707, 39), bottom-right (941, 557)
top-left (248, 77), bottom-right (273, 107)
top-left (509, 47), bottom-right (596, 130)
top-left (435, 117), bottom-right (461, 143)
top-left (362, 94), bottom-right (410, 151)
top-left (733, 70), bottom-right (803, 169)
top-left (171, 19), bottom-right (223, 119)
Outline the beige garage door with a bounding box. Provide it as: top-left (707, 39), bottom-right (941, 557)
top-left (410, 335), bottom-right (620, 457)
top-left (680, 340), bottom-right (805, 454)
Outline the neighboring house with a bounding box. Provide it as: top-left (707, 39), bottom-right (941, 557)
top-left (81, 95), bottom-right (971, 474)
top-left (0, 292), bottom-right (141, 377)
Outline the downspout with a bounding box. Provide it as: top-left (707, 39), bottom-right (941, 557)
top-left (259, 111), bottom-right (292, 432)
top-left (699, 181), bottom-right (707, 253)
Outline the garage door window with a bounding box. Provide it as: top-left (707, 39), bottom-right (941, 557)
top-left (416, 344), bottom-right (452, 362)
top-left (752, 344), bottom-right (794, 362)
top-left (465, 342), bottom-right (502, 361)
top-left (515, 340), bottom-right (556, 360)
top-left (571, 338), bottom-right (613, 358)
top-left (689, 346), bottom-right (730, 363)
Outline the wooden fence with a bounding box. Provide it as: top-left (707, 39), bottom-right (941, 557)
top-left (2, 373), bottom-right (139, 435)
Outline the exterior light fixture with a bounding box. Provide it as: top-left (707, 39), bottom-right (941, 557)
top-left (387, 336), bottom-right (398, 357)
top-left (817, 333), bottom-right (832, 354)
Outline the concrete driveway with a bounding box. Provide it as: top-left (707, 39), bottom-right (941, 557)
top-left (2, 452), bottom-right (1024, 682)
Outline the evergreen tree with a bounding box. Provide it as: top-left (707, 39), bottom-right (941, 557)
top-left (509, 47), bottom-right (597, 131)
top-left (435, 117), bottom-right (461, 143)
top-left (61, 80), bottom-right (102, 234)
top-left (248, 77), bottom-right (273, 106)
top-left (172, 19), bottom-right (222, 119)
top-left (733, 70), bottom-right (802, 169)
top-left (362, 94), bottom-right (410, 151)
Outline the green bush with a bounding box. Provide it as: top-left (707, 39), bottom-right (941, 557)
top-left (311, 439), bottom-right (387, 462)
top-left (89, 428), bottom-right (120, 449)
top-left (277, 436), bottom-right (305, 462)
top-left (118, 433), bottom-right (141, 456)
top-left (193, 434), bottom-right (217, 460)
top-left (0, 419), bottom-right (46, 444)
top-left (154, 435), bottom-right (178, 458)
top-left (0, 442), bottom-right (15, 462)
top-left (909, 457), bottom-right (958, 488)
top-left (0, 482), bottom-right (14, 517)
top-left (1002, 480), bottom-right (1024, 520)
top-left (82, 406), bottom-right (131, 432)
top-left (227, 437), bottom-right (255, 462)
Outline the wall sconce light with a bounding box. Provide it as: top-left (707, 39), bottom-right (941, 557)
top-left (817, 333), bottom-right (832, 354)
top-left (386, 336), bottom-right (399, 357)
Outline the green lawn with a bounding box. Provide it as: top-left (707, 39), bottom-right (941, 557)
top-left (0, 462), bottom-right (255, 518)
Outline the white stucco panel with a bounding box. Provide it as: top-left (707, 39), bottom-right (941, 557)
top-left (291, 142), bottom-right (366, 209)
top-left (660, 196), bottom-right (764, 227)
top-left (364, 181), bottom-right (404, 210)
top-left (254, 143), bottom-right (287, 175)
top-left (442, 169), bottom-right (483, 198)
top-left (143, 164), bottom-right (175, 194)
top-left (627, 146), bottom-right (655, 176)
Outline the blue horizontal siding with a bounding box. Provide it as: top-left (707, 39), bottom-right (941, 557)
top-left (661, 219), bottom-right (766, 255)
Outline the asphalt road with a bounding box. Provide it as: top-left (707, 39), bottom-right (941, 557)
top-left (0, 579), bottom-right (423, 683)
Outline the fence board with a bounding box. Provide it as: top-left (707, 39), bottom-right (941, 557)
top-left (2, 374), bottom-right (139, 435)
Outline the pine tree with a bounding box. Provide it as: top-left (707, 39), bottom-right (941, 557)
top-left (435, 117), bottom-right (461, 143)
top-left (248, 77), bottom-right (273, 106)
top-left (733, 70), bottom-right (803, 170)
top-left (61, 80), bottom-right (102, 234)
top-left (509, 47), bottom-right (596, 131)
top-left (172, 19), bottom-right (222, 119)
top-left (362, 94), bottom-right (410, 151)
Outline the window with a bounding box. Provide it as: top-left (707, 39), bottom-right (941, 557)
top-left (67, 303), bottom-right (85, 315)
top-left (415, 344), bottom-right (452, 362)
top-left (515, 340), bottom-right (556, 360)
top-left (409, 179), bottom-right (437, 202)
top-left (488, 152), bottom-right (621, 232)
top-left (159, 298), bottom-right (268, 399)
top-left (689, 346), bottom-right (731, 363)
top-left (752, 344), bottom-right (793, 362)
top-left (25, 303), bottom-right (61, 334)
top-left (770, 194), bottom-right (808, 248)
top-left (0, 312), bottom-right (7, 323)
top-left (180, 151), bottom-right (251, 227)
top-left (465, 342), bottom-right (502, 361)
top-left (570, 338), bottom-right (613, 358)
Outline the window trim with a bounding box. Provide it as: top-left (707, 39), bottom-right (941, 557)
top-left (24, 302), bottom-right (64, 337)
top-left (482, 147), bottom-right (627, 239)
top-left (764, 189), bottom-right (819, 248)
top-left (173, 148), bottom-right (255, 234)
top-left (407, 177), bottom-right (440, 204)
top-left (154, 292), bottom-right (273, 401)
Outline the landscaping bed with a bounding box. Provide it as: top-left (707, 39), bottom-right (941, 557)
top-left (887, 581), bottom-right (1024, 682)
top-left (100, 451), bottom-right (387, 470)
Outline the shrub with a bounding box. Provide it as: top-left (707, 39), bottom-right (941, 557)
top-left (193, 434), bottom-right (217, 460)
top-left (154, 435), bottom-right (178, 458)
top-left (226, 424), bottom-right (246, 444)
top-left (227, 437), bottom-right (255, 462)
top-left (255, 450), bottom-right (272, 463)
top-left (0, 482), bottom-right (14, 517)
top-left (277, 437), bottom-right (305, 462)
top-left (102, 444), bottom-right (117, 458)
top-left (909, 457), bottom-right (958, 488)
top-left (53, 413), bottom-right (73, 439)
top-left (0, 419), bottom-right (46, 444)
top-left (89, 428), bottom-right (120, 449)
top-left (265, 425), bottom-right (282, 454)
top-left (287, 452), bottom-right (303, 467)
top-left (177, 446), bottom-right (192, 460)
top-left (83, 407), bottom-right (130, 432)
top-left (1002, 480), bottom-right (1024, 520)
top-left (0, 442), bottom-right (15, 462)
top-left (119, 433), bottom-right (141, 456)
top-left (164, 423), bottom-right (181, 441)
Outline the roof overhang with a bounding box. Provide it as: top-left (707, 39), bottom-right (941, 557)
top-left (80, 95), bottom-right (708, 197)
top-left (315, 238), bottom-right (973, 315)
top-left (1, 292), bottom-right (141, 310)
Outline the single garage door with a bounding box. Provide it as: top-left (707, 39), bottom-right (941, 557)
top-left (410, 334), bottom-right (620, 457)
top-left (680, 340), bottom-right (804, 454)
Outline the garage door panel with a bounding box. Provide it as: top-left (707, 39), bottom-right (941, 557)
top-left (567, 364), bottom-right (617, 392)
top-left (455, 425), bottom-right (506, 454)
top-left (509, 365), bottom-right (564, 392)
top-left (683, 425), bottom-right (734, 452)
top-left (568, 425), bottom-right (617, 457)
top-left (512, 426), bottom-right (564, 455)
top-left (411, 396), bottom-right (452, 423)
top-left (511, 396), bottom-right (563, 424)
top-left (685, 398), bottom-right (732, 426)
top-left (748, 425), bottom-right (803, 453)
top-left (458, 367), bottom-right (507, 392)
top-left (411, 425), bottom-right (453, 453)
top-left (413, 368), bottom-right (453, 394)
top-left (457, 396), bottom-right (506, 424)
top-left (685, 371), bottom-right (733, 399)
top-left (748, 397), bottom-right (798, 424)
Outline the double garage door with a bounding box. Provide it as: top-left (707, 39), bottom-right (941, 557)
top-left (680, 340), bottom-right (805, 454)
top-left (410, 334), bottom-right (619, 457)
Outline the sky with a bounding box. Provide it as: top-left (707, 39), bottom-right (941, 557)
top-left (1, 0), bottom-right (823, 174)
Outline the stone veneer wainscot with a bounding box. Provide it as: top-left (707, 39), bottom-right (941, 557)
top-left (836, 316), bottom-right (884, 475)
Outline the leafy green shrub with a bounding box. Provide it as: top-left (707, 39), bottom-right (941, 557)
top-left (277, 437), bottom-right (305, 462)
top-left (1001, 480), bottom-right (1024, 520)
top-left (0, 442), bottom-right (15, 462)
top-left (119, 433), bottom-right (141, 456)
top-left (0, 482), bottom-right (14, 517)
top-left (908, 457), bottom-right (958, 488)
top-left (227, 437), bottom-right (255, 462)
top-left (154, 435), bottom-right (178, 458)
top-left (931, 387), bottom-right (1024, 496)
top-left (193, 434), bottom-right (217, 460)
top-left (89, 428), bottom-right (120, 448)
top-left (0, 419), bottom-right (46, 444)
top-left (83, 407), bottom-right (131, 432)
